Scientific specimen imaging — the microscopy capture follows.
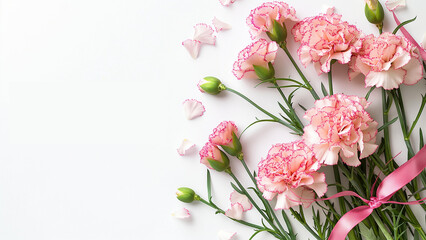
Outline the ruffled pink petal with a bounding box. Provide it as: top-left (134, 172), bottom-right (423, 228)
top-left (225, 203), bottom-right (244, 220)
top-left (219, 0), bottom-right (236, 7)
top-left (230, 190), bottom-right (252, 211)
top-left (177, 139), bottom-right (196, 156)
top-left (212, 17), bottom-right (232, 32)
top-left (307, 172), bottom-right (327, 197)
top-left (183, 99), bottom-right (206, 120)
top-left (275, 188), bottom-right (315, 210)
top-left (182, 39), bottom-right (201, 59)
top-left (218, 230), bottom-right (236, 240)
top-left (402, 58), bottom-right (423, 85)
top-left (193, 24), bottom-right (216, 45)
top-left (422, 33), bottom-right (426, 49)
top-left (171, 208), bottom-right (191, 219)
top-left (360, 142), bottom-right (379, 159)
top-left (385, 0), bottom-right (406, 11)
top-left (341, 151), bottom-right (361, 167)
top-left (365, 69), bottom-right (406, 90)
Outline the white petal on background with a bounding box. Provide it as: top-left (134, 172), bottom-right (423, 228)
top-left (385, 0), bottom-right (406, 11)
top-left (193, 23), bottom-right (216, 45)
top-left (177, 139), bottom-right (196, 156)
top-left (225, 203), bottom-right (244, 220)
top-left (212, 17), bottom-right (232, 32)
top-left (219, 0), bottom-right (236, 6)
top-left (171, 208), bottom-right (191, 219)
top-left (218, 230), bottom-right (236, 240)
top-left (182, 39), bottom-right (201, 59)
top-left (422, 33), bottom-right (426, 49)
top-left (183, 99), bottom-right (205, 120)
top-left (230, 190), bottom-right (252, 211)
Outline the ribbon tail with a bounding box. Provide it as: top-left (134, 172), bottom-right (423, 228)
top-left (329, 206), bottom-right (373, 240)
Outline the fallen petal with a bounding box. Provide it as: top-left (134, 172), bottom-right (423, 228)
top-left (218, 230), bottom-right (236, 240)
top-left (183, 99), bottom-right (205, 120)
top-left (212, 17), bottom-right (232, 32)
top-left (385, 0), bottom-right (406, 11)
top-left (230, 190), bottom-right (252, 211)
top-left (193, 23), bottom-right (216, 45)
top-left (182, 39), bottom-right (201, 59)
top-left (219, 0), bottom-right (236, 7)
top-left (177, 139), bottom-right (196, 156)
top-left (225, 203), bottom-right (243, 220)
top-left (171, 208), bottom-right (191, 219)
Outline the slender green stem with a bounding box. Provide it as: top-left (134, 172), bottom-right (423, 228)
top-left (328, 65), bottom-right (334, 95)
top-left (279, 43), bottom-right (320, 100)
top-left (333, 166), bottom-right (347, 214)
top-left (225, 87), bottom-right (303, 135)
top-left (382, 90), bottom-right (393, 166)
top-left (272, 80), bottom-right (304, 131)
top-left (371, 211), bottom-right (393, 240)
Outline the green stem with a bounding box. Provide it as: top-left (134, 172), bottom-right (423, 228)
top-left (279, 43), bottom-right (320, 100)
top-left (382, 89), bottom-right (393, 165)
top-left (272, 80), bottom-right (304, 131)
top-left (333, 165), bottom-right (347, 214)
top-left (225, 87), bottom-right (303, 135)
top-left (328, 65), bottom-right (334, 95)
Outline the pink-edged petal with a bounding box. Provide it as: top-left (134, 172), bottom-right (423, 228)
top-left (230, 190), bottom-right (252, 211)
top-left (422, 33), bottom-right (426, 49)
top-left (225, 203), bottom-right (244, 220)
top-left (219, 0), bottom-right (236, 7)
top-left (182, 39), bottom-right (201, 59)
top-left (402, 57), bottom-right (423, 85)
top-left (307, 172), bottom-right (327, 197)
top-left (193, 23), bottom-right (216, 45)
top-left (385, 0), bottom-right (406, 11)
top-left (177, 139), bottom-right (196, 156)
top-left (183, 99), bottom-right (206, 120)
top-left (218, 230), bottom-right (236, 240)
top-left (360, 142), bottom-right (379, 158)
top-left (212, 17), bottom-right (232, 32)
top-left (341, 152), bottom-right (361, 167)
top-left (171, 208), bottom-right (191, 219)
top-left (365, 69), bottom-right (406, 90)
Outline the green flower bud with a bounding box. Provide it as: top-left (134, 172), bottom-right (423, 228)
top-left (266, 19), bottom-right (287, 44)
top-left (176, 187), bottom-right (196, 203)
top-left (198, 76), bottom-right (226, 95)
top-left (253, 62), bottom-right (275, 81)
top-left (365, 1), bottom-right (384, 24)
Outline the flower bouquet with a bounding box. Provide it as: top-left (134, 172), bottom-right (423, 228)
top-left (176, 1), bottom-right (426, 239)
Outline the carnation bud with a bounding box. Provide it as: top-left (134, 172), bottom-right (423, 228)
top-left (253, 62), bottom-right (275, 81)
top-left (176, 187), bottom-right (196, 203)
top-left (266, 19), bottom-right (287, 44)
top-left (200, 142), bottom-right (231, 172)
top-left (207, 150), bottom-right (230, 172)
top-left (365, 0), bottom-right (384, 24)
top-left (198, 76), bottom-right (226, 95)
top-left (220, 132), bottom-right (242, 158)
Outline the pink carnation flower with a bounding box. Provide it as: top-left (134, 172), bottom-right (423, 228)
top-left (256, 141), bottom-right (327, 210)
top-left (209, 121), bottom-right (238, 147)
top-left (246, 1), bottom-right (299, 39)
top-left (349, 32), bottom-right (423, 90)
top-left (199, 142), bottom-right (228, 170)
top-left (232, 39), bottom-right (278, 80)
top-left (303, 94), bottom-right (378, 167)
top-left (292, 8), bottom-right (362, 74)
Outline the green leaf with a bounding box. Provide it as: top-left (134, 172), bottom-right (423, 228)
top-left (359, 223), bottom-right (378, 240)
top-left (321, 82), bottom-right (328, 97)
top-left (378, 117), bottom-right (398, 132)
top-left (207, 170), bottom-right (212, 201)
top-left (231, 182), bottom-right (243, 194)
top-left (420, 128), bottom-right (424, 148)
top-left (393, 16), bottom-right (417, 34)
top-left (365, 86), bottom-right (375, 100)
top-left (298, 104), bottom-right (307, 112)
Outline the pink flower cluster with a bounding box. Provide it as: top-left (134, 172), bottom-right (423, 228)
top-left (303, 94), bottom-right (378, 167)
top-left (246, 1), bottom-right (299, 39)
top-left (292, 8), bottom-right (362, 74)
top-left (232, 39), bottom-right (278, 80)
top-left (349, 32), bottom-right (423, 90)
top-left (256, 141), bottom-right (327, 210)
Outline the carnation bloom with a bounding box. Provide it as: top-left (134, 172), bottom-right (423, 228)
top-left (246, 1), bottom-right (298, 40)
top-left (292, 8), bottom-right (362, 74)
top-left (349, 33), bottom-right (423, 90)
top-left (303, 94), bottom-right (378, 167)
top-left (199, 142), bottom-right (230, 171)
top-left (232, 39), bottom-right (278, 80)
top-left (209, 121), bottom-right (238, 146)
top-left (256, 141), bottom-right (327, 210)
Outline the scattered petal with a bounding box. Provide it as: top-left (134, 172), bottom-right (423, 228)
top-left (177, 139), bottom-right (196, 156)
top-left (171, 208), bottom-right (190, 219)
top-left (218, 230), bottom-right (236, 240)
top-left (219, 0), bottom-right (236, 7)
top-left (225, 203), bottom-right (243, 220)
top-left (182, 39), bottom-right (201, 59)
top-left (193, 23), bottom-right (216, 45)
top-left (385, 0), bottom-right (406, 11)
top-left (183, 99), bottom-right (206, 120)
top-left (230, 190), bottom-right (252, 211)
top-left (212, 17), bottom-right (232, 32)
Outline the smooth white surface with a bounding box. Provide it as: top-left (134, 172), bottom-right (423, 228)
top-left (0, 0), bottom-right (425, 239)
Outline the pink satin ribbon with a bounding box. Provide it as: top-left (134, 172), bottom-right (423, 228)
top-left (327, 145), bottom-right (426, 240)
top-left (392, 12), bottom-right (426, 60)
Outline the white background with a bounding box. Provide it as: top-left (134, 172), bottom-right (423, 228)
top-left (0, 0), bottom-right (425, 239)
